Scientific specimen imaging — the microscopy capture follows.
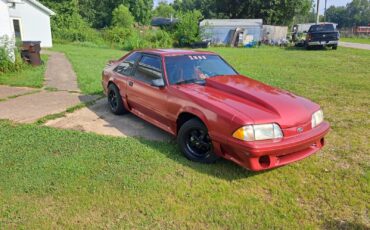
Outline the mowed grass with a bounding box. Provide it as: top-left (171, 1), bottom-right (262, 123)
top-left (0, 55), bottom-right (48, 88)
top-left (52, 44), bottom-right (125, 94)
top-left (341, 37), bottom-right (370, 45)
top-left (1, 45), bottom-right (369, 228)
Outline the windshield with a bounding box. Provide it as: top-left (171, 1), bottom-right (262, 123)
top-left (165, 55), bottom-right (237, 85)
top-left (309, 24), bottom-right (335, 32)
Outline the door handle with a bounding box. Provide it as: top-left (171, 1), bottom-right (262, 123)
top-left (128, 81), bottom-right (133, 87)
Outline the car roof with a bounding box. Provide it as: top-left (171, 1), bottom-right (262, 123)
top-left (135, 48), bottom-right (216, 56)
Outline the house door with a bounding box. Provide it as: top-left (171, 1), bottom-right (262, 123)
top-left (12, 19), bottom-right (22, 40)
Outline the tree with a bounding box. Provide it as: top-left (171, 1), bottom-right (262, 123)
top-left (174, 10), bottom-right (203, 46)
top-left (326, 6), bottom-right (348, 27)
top-left (112, 5), bottom-right (135, 28)
top-left (173, 0), bottom-right (312, 25)
top-left (326, 0), bottom-right (369, 28)
top-left (346, 0), bottom-right (370, 26)
top-left (153, 1), bottom-right (176, 18)
top-left (39, 0), bottom-right (123, 28)
top-left (123, 0), bottom-right (153, 25)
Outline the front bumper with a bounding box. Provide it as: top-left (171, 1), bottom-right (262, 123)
top-left (216, 122), bottom-right (330, 171)
top-left (308, 40), bottom-right (338, 46)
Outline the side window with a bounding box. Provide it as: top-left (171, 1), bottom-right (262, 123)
top-left (133, 55), bottom-right (163, 84)
top-left (114, 52), bottom-right (141, 76)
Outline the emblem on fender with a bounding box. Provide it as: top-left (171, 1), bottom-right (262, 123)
top-left (297, 127), bottom-right (304, 133)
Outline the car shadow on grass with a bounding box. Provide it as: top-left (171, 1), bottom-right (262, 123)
top-left (284, 46), bottom-right (335, 51)
top-left (135, 137), bottom-right (262, 181)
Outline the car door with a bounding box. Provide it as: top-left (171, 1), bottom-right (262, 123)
top-left (112, 52), bottom-right (142, 101)
top-left (126, 54), bottom-right (171, 130)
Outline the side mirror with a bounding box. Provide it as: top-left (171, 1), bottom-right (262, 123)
top-left (303, 30), bottom-right (307, 33)
top-left (151, 79), bottom-right (165, 88)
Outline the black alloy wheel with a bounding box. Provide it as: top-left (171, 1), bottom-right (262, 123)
top-left (178, 119), bottom-right (219, 163)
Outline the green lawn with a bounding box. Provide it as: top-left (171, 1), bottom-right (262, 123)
top-left (341, 37), bottom-right (370, 45)
top-left (1, 45), bottom-right (369, 229)
top-left (0, 55), bottom-right (48, 88)
top-left (52, 44), bottom-right (125, 94)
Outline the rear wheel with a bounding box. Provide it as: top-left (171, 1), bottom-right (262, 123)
top-left (108, 84), bottom-right (127, 115)
top-left (177, 119), bottom-right (219, 163)
top-left (304, 42), bottom-right (311, 50)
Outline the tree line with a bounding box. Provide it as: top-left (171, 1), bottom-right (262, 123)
top-left (326, 0), bottom-right (370, 28)
top-left (39, 0), bottom-right (315, 29)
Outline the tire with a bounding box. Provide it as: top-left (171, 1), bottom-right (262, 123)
top-left (107, 83), bottom-right (127, 115)
top-left (332, 45), bottom-right (338, 50)
top-left (304, 43), bottom-right (311, 50)
top-left (177, 119), bottom-right (219, 163)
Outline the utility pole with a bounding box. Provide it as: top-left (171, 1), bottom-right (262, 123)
top-left (316, 0), bottom-right (320, 24)
top-left (324, 0), bottom-right (327, 22)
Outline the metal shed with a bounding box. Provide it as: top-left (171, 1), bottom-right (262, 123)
top-left (262, 25), bottom-right (288, 44)
top-left (199, 19), bottom-right (263, 45)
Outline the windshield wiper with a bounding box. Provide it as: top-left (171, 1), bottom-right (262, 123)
top-left (175, 79), bottom-right (199, 85)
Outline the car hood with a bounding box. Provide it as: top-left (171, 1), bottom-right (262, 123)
top-left (180, 75), bottom-right (320, 128)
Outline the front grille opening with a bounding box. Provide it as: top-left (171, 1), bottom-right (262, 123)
top-left (259, 156), bottom-right (271, 168)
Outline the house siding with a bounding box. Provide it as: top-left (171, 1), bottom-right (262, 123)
top-left (0, 0), bottom-right (13, 38)
top-left (9, 0), bottom-right (53, 47)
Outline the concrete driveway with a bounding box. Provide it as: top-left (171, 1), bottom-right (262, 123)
top-left (46, 99), bottom-right (173, 141)
top-left (339, 41), bottom-right (370, 50)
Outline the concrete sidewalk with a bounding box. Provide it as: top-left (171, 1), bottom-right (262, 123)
top-left (0, 51), bottom-right (93, 123)
top-left (43, 51), bottom-right (80, 91)
top-left (0, 91), bottom-right (97, 123)
top-left (0, 85), bottom-right (37, 100)
top-left (339, 42), bottom-right (370, 50)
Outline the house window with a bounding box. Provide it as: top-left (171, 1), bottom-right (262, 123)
top-left (12, 19), bottom-right (22, 39)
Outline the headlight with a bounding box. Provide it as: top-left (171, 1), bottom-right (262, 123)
top-left (232, 123), bottom-right (283, 141)
top-left (311, 109), bottom-right (324, 128)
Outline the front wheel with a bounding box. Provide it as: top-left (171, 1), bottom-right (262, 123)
top-left (177, 119), bottom-right (219, 163)
top-left (332, 45), bottom-right (338, 50)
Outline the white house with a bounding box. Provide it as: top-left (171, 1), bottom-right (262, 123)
top-left (0, 0), bottom-right (55, 48)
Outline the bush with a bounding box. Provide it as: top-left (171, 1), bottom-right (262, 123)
top-left (102, 27), bottom-right (133, 48)
top-left (112, 5), bottom-right (134, 29)
top-left (174, 10), bottom-right (203, 46)
top-left (0, 36), bottom-right (25, 73)
top-left (122, 29), bottom-right (174, 50)
top-left (51, 12), bottom-right (104, 44)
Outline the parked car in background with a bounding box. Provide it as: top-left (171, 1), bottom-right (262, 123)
top-left (304, 23), bottom-right (340, 50)
top-left (102, 49), bottom-right (330, 171)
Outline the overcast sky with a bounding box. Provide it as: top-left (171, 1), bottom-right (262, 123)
top-left (153, 0), bottom-right (353, 14)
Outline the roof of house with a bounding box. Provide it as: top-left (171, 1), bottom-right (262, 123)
top-left (151, 17), bottom-right (179, 27)
top-left (8, 0), bottom-right (56, 15)
top-left (200, 19), bottom-right (263, 27)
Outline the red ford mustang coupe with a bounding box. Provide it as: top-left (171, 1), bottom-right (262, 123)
top-left (102, 49), bottom-right (330, 171)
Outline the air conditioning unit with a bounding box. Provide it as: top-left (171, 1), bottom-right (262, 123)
top-left (7, 0), bottom-right (23, 3)
top-left (7, 0), bottom-right (23, 8)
